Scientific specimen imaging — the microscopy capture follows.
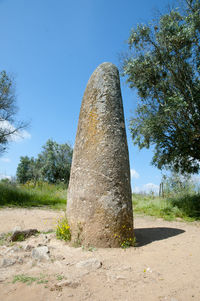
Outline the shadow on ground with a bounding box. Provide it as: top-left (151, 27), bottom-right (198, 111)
top-left (134, 227), bottom-right (185, 247)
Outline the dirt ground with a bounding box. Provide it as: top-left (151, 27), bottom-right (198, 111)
top-left (0, 208), bottom-right (199, 301)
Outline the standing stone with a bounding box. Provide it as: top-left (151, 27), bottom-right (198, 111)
top-left (67, 62), bottom-right (134, 248)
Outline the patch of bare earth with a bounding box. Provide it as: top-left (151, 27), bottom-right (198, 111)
top-left (0, 208), bottom-right (199, 301)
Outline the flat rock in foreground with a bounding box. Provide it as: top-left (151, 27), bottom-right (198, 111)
top-left (67, 62), bottom-right (134, 247)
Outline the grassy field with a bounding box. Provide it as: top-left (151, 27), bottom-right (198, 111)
top-left (0, 181), bottom-right (66, 210)
top-left (133, 193), bottom-right (200, 221)
top-left (0, 181), bottom-right (199, 221)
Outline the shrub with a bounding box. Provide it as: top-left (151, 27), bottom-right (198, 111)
top-left (56, 217), bottom-right (71, 241)
top-left (170, 194), bottom-right (200, 220)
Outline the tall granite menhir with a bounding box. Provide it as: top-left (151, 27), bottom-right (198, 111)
top-left (67, 62), bottom-right (134, 247)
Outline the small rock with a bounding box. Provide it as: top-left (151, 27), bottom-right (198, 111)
top-left (6, 246), bottom-right (22, 254)
top-left (55, 279), bottom-right (80, 289)
top-left (0, 258), bottom-right (16, 267)
top-left (12, 245), bottom-right (22, 252)
top-left (31, 246), bottom-right (50, 261)
top-left (38, 234), bottom-right (50, 244)
top-left (12, 226), bottom-right (22, 233)
top-left (4, 247), bottom-right (12, 254)
top-left (115, 275), bottom-right (127, 280)
top-left (76, 258), bottom-right (102, 271)
top-left (107, 272), bottom-right (127, 282)
top-left (84, 292), bottom-right (92, 299)
top-left (24, 244), bottom-right (34, 252)
top-left (55, 255), bottom-right (66, 261)
top-left (23, 254), bottom-right (30, 258)
top-left (37, 243), bottom-right (48, 247)
top-left (16, 257), bottom-right (23, 264)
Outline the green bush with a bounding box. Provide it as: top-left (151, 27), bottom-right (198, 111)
top-left (56, 217), bottom-right (71, 241)
top-left (170, 194), bottom-right (200, 220)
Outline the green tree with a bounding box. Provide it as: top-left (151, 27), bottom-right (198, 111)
top-left (162, 172), bottom-right (196, 196)
top-left (122, 0), bottom-right (200, 173)
top-left (37, 139), bottom-right (73, 184)
top-left (0, 71), bottom-right (26, 154)
top-left (16, 156), bottom-right (36, 184)
top-left (16, 140), bottom-right (73, 185)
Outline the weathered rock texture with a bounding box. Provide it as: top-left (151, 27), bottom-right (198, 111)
top-left (67, 62), bottom-right (134, 247)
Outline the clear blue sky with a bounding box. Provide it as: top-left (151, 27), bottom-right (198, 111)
top-left (0, 0), bottom-right (174, 193)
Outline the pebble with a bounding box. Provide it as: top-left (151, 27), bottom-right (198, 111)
top-left (55, 279), bottom-right (80, 289)
top-left (76, 258), bottom-right (102, 271)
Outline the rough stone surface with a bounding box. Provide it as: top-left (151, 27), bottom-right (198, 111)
top-left (67, 62), bottom-right (134, 247)
top-left (31, 246), bottom-right (50, 261)
top-left (0, 258), bottom-right (16, 268)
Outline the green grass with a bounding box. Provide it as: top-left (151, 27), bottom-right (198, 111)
top-left (170, 194), bottom-right (200, 220)
top-left (56, 274), bottom-right (64, 281)
top-left (0, 182), bottom-right (67, 209)
top-left (133, 193), bottom-right (200, 221)
top-left (0, 232), bottom-right (12, 246)
top-left (12, 274), bottom-right (38, 285)
top-left (12, 274), bottom-right (48, 285)
top-left (0, 181), bottom-right (199, 222)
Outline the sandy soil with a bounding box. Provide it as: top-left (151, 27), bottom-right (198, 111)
top-left (0, 208), bottom-right (199, 301)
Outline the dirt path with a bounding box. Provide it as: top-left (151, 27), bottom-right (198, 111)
top-left (0, 208), bottom-right (199, 301)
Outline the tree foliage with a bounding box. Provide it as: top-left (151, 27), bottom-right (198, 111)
top-left (16, 139), bottom-right (73, 185)
top-left (38, 139), bottom-right (73, 184)
top-left (162, 172), bottom-right (196, 196)
top-left (16, 156), bottom-right (36, 184)
top-left (122, 0), bottom-right (200, 173)
top-left (0, 71), bottom-right (25, 154)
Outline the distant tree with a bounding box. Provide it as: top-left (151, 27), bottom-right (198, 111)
top-left (162, 172), bottom-right (196, 196)
top-left (16, 140), bottom-right (73, 185)
top-left (122, 0), bottom-right (200, 174)
top-left (0, 71), bottom-right (26, 154)
top-left (38, 139), bottom-right (73, 184)
top-left (16, 156), bottom-right (36, 184)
